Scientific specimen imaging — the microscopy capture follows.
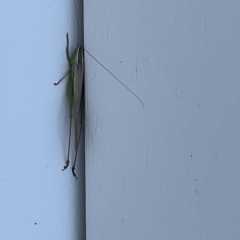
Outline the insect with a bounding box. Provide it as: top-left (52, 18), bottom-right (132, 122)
top-left (54, 0), bottom-right (144, 179)
top-left (54, 33), bottom-right (84, 179)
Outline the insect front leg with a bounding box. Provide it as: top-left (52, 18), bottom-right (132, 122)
top-left (53, 69), bottom-right (70, 85)
top-left (54, 34), bottom-right (72, 86)
top-left (66, 33), bottom-right (71, 64)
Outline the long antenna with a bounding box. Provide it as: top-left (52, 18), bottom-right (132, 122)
top-left (84, 48), bottom-right (144, 108)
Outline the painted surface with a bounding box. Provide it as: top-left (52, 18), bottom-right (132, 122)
top-left (85, 0), bottom-right (240, 239)
top-left (0, 1), bottom-right (85, 239)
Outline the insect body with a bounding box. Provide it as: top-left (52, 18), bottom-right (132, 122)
top-left (54, 33), bottom-right (84, 179)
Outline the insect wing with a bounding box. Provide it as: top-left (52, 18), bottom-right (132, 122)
top-left (73, 47), bottom-right (84, 151)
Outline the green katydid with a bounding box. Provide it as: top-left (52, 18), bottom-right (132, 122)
top-left (54, 0), bottom-right (144, 179)
top-left (54, 33), bottom-right (84, 179)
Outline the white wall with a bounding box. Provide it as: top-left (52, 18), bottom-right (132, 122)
top-left (85, 0), bottom-right (240, 239)
top-left (0, 1), bottom-right (85, 239)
